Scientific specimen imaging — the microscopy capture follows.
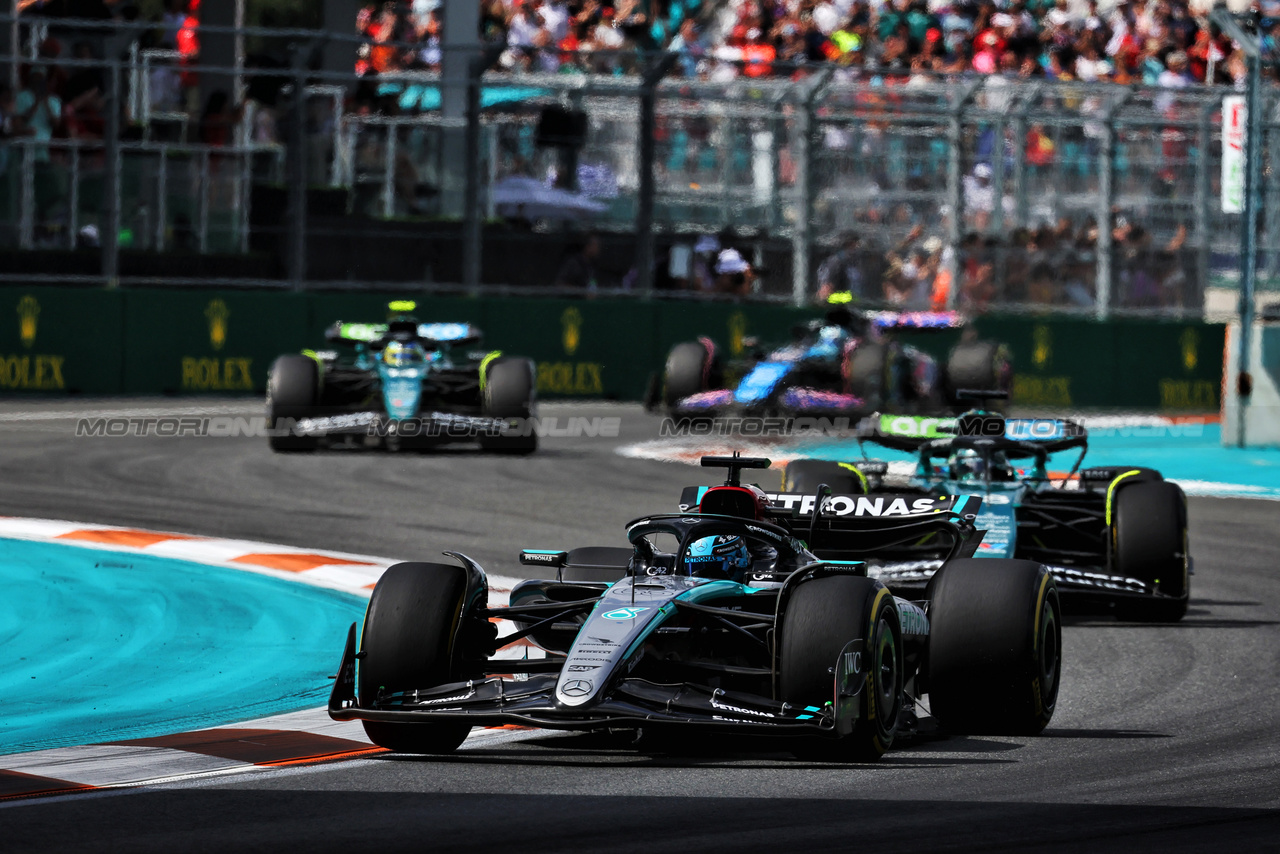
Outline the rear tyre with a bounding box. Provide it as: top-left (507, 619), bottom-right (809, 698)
top-left (782, 459), bottom-right (869, 496)
top-left (358, 562), bottom-right (475, 754)
top-left (846, 342), bottom-right (888, 410)
top-left (945, 340), bottom-right (1010, 406)
top-left (480, 357), bottom-right (538, 454)
top-left (663, 340), bottom-right (717, 408)
top-left (781, 575), bottom-right (901, 761)
top-left (1111, 481), bottom-right (1189, 622)
top-left (266, 355), bottom-right (319, 452)
top-left (926, 559), bottom-right (1060, 735)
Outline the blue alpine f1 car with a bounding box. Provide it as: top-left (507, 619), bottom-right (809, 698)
top-left (266, 301), bottom-right (537, 453)
top-left (329, 455), bottom-right (1062, 760)
top-left (780, 410), bottom-right (1190, 622)
top-left (649, 309), bottom-right (1010, 420)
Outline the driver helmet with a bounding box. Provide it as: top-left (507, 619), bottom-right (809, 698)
top-left (949, 448), bottom-right (986, 481)
top-left (684, 535), bottom-right (752, 580)
top-left (382, 340), bottom-right (427, 367)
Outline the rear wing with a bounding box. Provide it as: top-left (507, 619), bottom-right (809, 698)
top-left (865, 310), bottom-right (964, 331)
top-left (324, 320), bottom-right (483, 348)
top-left (866, 413), bottom-right (1088, 456)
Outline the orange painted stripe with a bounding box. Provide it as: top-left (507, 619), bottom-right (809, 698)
top-left (57, 529), bottom-right (199, 548)
top-left (0, 770), bottom-right (93, 800)
top-left (231, 553), bottom-right (377, 573)
top-left (113, 728), bottom-right (378, 764)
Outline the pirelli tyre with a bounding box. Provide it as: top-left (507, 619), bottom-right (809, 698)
top-left (480, 357), bottom-right (538, 454)
top-left (781, 575), bottom-right (902, 761)
top-left (266, 354), bottom-right (319, 452)
top-left (945, 340), bottom-right (1010, 405)
top-left (358, 562), bottom-right (475, 754)
top-left (663, 340), bottom-right (718, 409)
top-left (1111, 480), bottom-right (1190, 623)
top-left (926, 559), bottom-right (1061, 736)
top-left (782, 459), bottom-right (870, 496)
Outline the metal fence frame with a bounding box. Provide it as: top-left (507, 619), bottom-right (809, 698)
top-left (0, 16), bottom-right (1272, 317)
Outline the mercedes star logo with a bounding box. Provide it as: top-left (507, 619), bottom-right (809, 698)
top-left (561, 679), bottom-right (593, 697)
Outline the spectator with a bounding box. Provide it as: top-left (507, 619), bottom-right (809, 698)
top-left (714, 247), bottom-right (754, 296)
top-left (556, 234), bottom-right (601, 290)
top-left (816, 232), bottom-right (868, 304)
top-left (14, 70), bottom-right (62, 161)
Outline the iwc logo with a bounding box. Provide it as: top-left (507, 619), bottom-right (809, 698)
top-left (205, 299), bottom-right (230, 351)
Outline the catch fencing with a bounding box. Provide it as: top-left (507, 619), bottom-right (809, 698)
top-left (0, 15), bottom-right (1271, 317)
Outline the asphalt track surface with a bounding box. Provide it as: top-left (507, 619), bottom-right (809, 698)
top-left (1, 399), bottom-right (1278, 852)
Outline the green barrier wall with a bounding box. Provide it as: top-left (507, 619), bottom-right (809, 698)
top-left (0, 287), bottom-right (1226, 411)
top-left (0, 287), bottom-right (123, 393)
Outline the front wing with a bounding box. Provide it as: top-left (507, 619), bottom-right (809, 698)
top-left (328, 625), bottom-right (862, 735)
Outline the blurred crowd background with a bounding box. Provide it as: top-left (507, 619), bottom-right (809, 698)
top-left (0, 0), bottom-right (1272, 313)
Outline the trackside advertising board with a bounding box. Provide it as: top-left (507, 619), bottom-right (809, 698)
top-left (0, 288), bottom-right (1224, 408)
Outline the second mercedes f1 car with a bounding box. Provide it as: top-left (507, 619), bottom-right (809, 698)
top-left (329, 455), bottom-right (1061, 760)
top-left (780, 410), bottom-right (1190, 622)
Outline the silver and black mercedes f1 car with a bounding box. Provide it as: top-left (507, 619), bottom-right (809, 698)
top-left (777, 407), bottom-right (1191, 622)
top-left (328, 456), bottom-right (1062, 760)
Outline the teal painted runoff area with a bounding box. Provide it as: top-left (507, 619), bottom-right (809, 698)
top-left (0, 539), bottom-right (367, 756)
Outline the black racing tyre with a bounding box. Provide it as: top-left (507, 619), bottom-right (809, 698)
top-left (663, 341), bottom-right (716, 408)
top-left (781, 575), bottom-right (901, 761)
top-left (643, 371), bottom-right (662, 413)
top-left (926, 559), bottom-right (1061, 736)
top-left (1111, 480), bottom-right (1189, 623)
top-left (480, 357), bottom-right (538, 454)
top-left (782, 459), bottom-right (869, 496)
top-left (266, 354), bottom-right (319, 452)
top-left (945, 340), bottom-right (1010, 405)
top-left (358, 562), bottom-right (475, 754)
top-left (846, 342), bottom-right (888, 410)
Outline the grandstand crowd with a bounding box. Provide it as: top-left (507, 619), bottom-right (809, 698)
top-left (358, 0), bottom-right (1259, 86)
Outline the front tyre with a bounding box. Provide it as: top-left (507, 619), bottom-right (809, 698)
top-left (358, 562), bottom-right (475, 754)
top-left (480, 357), bottom-right (538, 454)
top-left (926, 559), bottom-right (1060, 736)
top-left (1112, 480), bottom-right (1189, 622)
top-left (266, 354), bottom-right (319, 452)
top-left (663, 340), bottom-right (718, 409)
top-left (781, 575), bottom-right (901, 761)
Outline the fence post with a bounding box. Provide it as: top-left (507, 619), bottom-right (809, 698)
top-left (1094, 89), bottom-right (1132, 320)
top-left (19, 143), bottom-right (32, 248)
top-left (636, 53), bottom-right (679, 297)
top-left (1012, 83), bottom-right (1037, 229)
top-left (1095, 115), bottom-right (1114, 319)
top-left (102, 41), bottom-right (125, 288)
top-left (287, 45), bottom-right (308, 289)
top-left (786, 70), bottom-right (832, 307)
top-left (945, 81), bottom-right (981, 309)
top-left (69, 145), bottom-right (80, 250)
top-left (1195, 100), bottom-right (1214, 311)
top-left (462, 47), bottom-right (501, 295)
